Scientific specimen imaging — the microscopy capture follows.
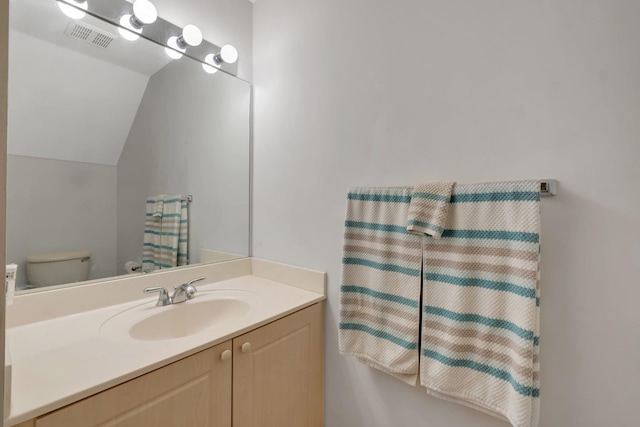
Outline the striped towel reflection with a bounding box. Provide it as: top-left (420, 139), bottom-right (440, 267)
top-left (338, 187), bottom-right (422, 384)
top-left (420, 181), bottom-right (541, 427)
top-left (142, 195), bottom-right (189, 272)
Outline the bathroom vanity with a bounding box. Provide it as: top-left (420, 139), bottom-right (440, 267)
top-left (5, 259), bottom-right (326, 427)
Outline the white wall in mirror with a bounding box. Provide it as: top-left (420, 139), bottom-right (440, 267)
top-left (8, 0), bottom-right (170, 165)
top-left (7, 156), bottom-right (118, 284)
top-left (117, 57), bottom-right (250, 275)
top-left (7, 6), bottom-right (143, 287)
top-left (8, 30), bottom-right (150, 165)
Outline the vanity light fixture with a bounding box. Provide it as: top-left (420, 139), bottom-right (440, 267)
top-left (176, 25), bottom-right (203, 48)
top-left (202, 54), bottom-right (220, 74)
top-left (117, 0), bottom-right (158, 42)
top-left (57, 0), bottom-right (88, 20)
top-left (165, 24), bottom-right (203, 59)
top-left (165, 37), bottom-right (185, 59)
top-left (212, 45), bottom-right (239, 65)
top-left (58, 0), bottom-right (239, 74)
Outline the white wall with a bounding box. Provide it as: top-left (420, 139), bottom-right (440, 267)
top-left (7, 155), bottom-right (117, 289)
top-left (252, 1), bottom-right (640, 426)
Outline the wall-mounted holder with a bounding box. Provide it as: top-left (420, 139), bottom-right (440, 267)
top-left (540, 180), bottom-right (557, 197)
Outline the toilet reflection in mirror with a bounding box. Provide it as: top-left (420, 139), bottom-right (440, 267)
top-left (26, 250), bottom-right (92, 289)
top-left (6, 0), bottom-right (251, 292)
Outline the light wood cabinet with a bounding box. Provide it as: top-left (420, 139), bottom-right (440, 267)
top-left (35, 341), bottom-right (232, 427)
top-left (233, 303), bottom-right (323, 427)
top-left (17, 303), bottom-right (323, 427)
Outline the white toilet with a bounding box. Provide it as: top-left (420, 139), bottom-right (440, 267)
top-left (26, 250), bottom-right (92, 288)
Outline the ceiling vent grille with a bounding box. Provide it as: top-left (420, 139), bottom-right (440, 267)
top-left (64, 22), bottom-right (115, 49)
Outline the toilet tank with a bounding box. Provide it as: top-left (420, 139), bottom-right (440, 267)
top-left (26, 250), bottom-right (92, 288)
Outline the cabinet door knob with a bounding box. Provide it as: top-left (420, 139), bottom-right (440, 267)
top-left (221, 350), bottom-right (232, 362)
top-left (241, 342), bottom-right (251, 353)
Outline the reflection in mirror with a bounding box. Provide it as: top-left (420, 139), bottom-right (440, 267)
top-left (7, 0), bottom-right (251, 292)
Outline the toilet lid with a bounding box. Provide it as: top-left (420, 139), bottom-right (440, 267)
top-left (27, 250), bottom-right (92, 263)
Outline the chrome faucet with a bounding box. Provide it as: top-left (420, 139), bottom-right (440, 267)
top-left (143, 276), bottom-right (206, 306)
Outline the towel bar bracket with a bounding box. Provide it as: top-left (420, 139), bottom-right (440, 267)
top-left (540, 180), bottom-right (557, 197)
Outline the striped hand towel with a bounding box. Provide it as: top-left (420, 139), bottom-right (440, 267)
top-left (161, 196), bottom-right (189, 268)
top-left (142, 195), bottom-right (189, 272)
top-left (152, 196), bottom-right (165, 218)
top-left (420, 181), bottom-right (541, 427)
top-left (339, 187), bottom-right (422, 384)
top-left (407, 182), bottom-right (455, 238)
top-left (142, 196), bottom-right (163, 273)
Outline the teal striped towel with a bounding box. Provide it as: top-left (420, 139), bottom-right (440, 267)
top-left (419, 181), bottom-right (541, 427)
top-left (142, 195), bottom-right (189, 272)
top-left (339, 187), bottom-right (422, 385)
top-left (407, 182), bottom-right (455, 238)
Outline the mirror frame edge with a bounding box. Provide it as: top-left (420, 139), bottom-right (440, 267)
top-left (1, 0), bottom-right (9, 422)
top-left (248, 85), bottom-right (254, 259)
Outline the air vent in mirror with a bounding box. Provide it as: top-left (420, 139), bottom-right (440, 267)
top-left (64, 22), bottom-right (115, 49)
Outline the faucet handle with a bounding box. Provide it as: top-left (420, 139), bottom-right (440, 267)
top-left (187, 276), bottom-right (206, 287)
top-left (183, 277), bottom-right (205, 300)
top-left (143, 286), bottom-right (172, 306)
top-left (182, 276), bottom-right (206, 300)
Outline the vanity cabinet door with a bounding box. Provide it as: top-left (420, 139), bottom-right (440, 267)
top-left (232, 303), bottom-right (323, 427)
top-left (35, 341), bottom-right (232, 427)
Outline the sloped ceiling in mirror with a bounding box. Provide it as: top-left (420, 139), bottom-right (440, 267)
top-left (8, 0), bottom-right (171, 166)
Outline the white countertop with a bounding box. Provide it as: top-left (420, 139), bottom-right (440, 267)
top-left (5, 259), bottom-right (326, 425)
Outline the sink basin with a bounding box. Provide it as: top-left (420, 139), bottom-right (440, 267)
top-left (100, 289), bottom-right (262, 342)
top-left (130, 298), bottom-right (250, 341)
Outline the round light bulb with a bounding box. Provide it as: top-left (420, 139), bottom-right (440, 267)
top-left (219, 45), bottom-right (238, 64)
top-left (57, 0), bottom-right (88, 20)
top-left (181, 25), bottom-right (203, 47)
top-left (203, 54), bottom-right (220, 74)
top-left (118, 15), bottom-right (141, 41)
top-left (165, 36), bottom-right (185, 59)
top-left (132, 0), bottom-right (158, 25)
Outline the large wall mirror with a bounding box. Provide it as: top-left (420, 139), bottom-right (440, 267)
top-left (7, 0), bottom-right (251, 292)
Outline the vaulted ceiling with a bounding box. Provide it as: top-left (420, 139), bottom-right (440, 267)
top-left (8, 0), bottom-right (171, 166)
